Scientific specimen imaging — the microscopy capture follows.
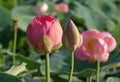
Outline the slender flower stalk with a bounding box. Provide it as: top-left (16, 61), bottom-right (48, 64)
top-left (68, 51), bottom-right (74, 82)
top-left (46, 53), bottom-right (50, 82)
top-left (62, 20), bottom-right (83, 82)
top-left (13, 28), bottom-right (17, 66)
top-left (12, 21), bottom-right (19, 66)
top-left (96, 62), bottom-right (100, 82)
top-left (86, 76), bottom-right (92, 82)
top-left (89, 76), bottom-right (92, 82)
top-left (86, 78), bottom-right (89, 82)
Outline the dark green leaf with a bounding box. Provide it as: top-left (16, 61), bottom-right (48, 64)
top-left (0, 72), bottom-right (21, 82)
top-left (0, 7), bottom-right (12, 31)
top-left (16, 55), bottom-right (40, 71)
top-left (22, 77), bottom-right (42, 82)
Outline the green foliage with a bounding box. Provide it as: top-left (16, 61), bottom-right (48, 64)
top-left (16, 55), bottom-right (41, 71)
top-left (0, 72), bottom-right (42, 82)
top-left (41, 48), bottom-right (120, 78)
top-left (11, 6), bottom-right (34, 20)
top-left (107, 77), bottom-right (120, 82)
top-left (0, 7), bottom-right (12, 31)
top-left (17, 15), bottom-right (34, 32)
top-left (0, 72), bottom-right (21, 82)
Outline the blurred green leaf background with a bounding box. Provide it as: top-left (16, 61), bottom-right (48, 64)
top-left (0, 0), bottom-right (120, 82)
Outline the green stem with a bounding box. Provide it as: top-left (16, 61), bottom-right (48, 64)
top-left (0, 53), bottom-right (2, 67)
top-left (96, 62), bottom-right (100, 82)
top-left (68, 51), bottom-right (74, 82)
top-left (86, 76), bottom-right (92, 82)
top-left (13, 29), bottom-right (17, 66)
top-left (86, 77), bottom-right (89, 82)
top-left (89, 76), bottom-right (92, 82)
top-left (45, 53), bottom-right (50, 82)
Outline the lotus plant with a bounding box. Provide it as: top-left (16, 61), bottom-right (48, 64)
top-left (27, 15), bottom-right (63, 82)
top-left (62, 20), bottom-right (83, 82)
top-left (75, 29), bottom-right (116, 82)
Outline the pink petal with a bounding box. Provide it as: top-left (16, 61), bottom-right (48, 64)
top-left (27, 16), bottom-right (50, 44)
top-left (93, 38), bottom-right (108, 55)
top-left (82, 29), bottom-right (100, 44)
top-left (75, 46), bottom-right (90, 60)
top-left (27, 24), bottom-right (35, 44)
top-left (96, 53), bottom-right (109, 62)
top-left (99, 32), bottom-right (116, 52)
top-left (46, 20), bottom-right (63, 45)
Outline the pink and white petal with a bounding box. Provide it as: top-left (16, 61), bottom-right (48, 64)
top-left (75, 46), bottom-right (90, 60)
top-left (93, 38), bottom-right (108, 55)
top-left (98, 32), bottom-right (116, 52)
top-left (98, 32), bottom-right (112, 38)
top-left (104, 37), bottom-right (116, 52)
top-left (96, 53), bottom-right (109, 62)
top-left (82, 29), bottom-right (100, 43)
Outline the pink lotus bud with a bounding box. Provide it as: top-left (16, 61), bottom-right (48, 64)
top-left (62, 20), bottom-right (83, 51)
top-left (75, 29), bottom-right (116, 63)
top-left (27, 15), bottom-right (63, 53)
top-left (55, 3), bottom-right (69, 14)
top-left (35, 3), bottom-right (48, 14)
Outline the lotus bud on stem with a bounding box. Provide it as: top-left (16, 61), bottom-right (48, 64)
top-left (63, 20), bottom-right (83, 82)
top-left (26, 15), bottom-right (63, 82)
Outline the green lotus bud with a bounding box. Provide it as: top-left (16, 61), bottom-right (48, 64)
top-left (34, 34), bottom-right (54, 53)
top-left (52, 41), bottom-right (62, 50)
top-left (62, 20), bottom-right (83, 51)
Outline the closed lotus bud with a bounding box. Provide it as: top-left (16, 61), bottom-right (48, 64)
top-left (62, 20), bottom-right (83, 51)
top-left (35, 3), bottom-right (48, 14)
top-left (27, 15), bottom-right (63, 53)
top-left (55, 3), bottom-right (69, 14)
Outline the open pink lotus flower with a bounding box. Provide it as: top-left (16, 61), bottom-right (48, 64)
top-left (75, 29), bottom-right (116, 63)
top-left (55, 3), bottom-right (69, 14)
top-left (27, 15), bottom-right (63, 53)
